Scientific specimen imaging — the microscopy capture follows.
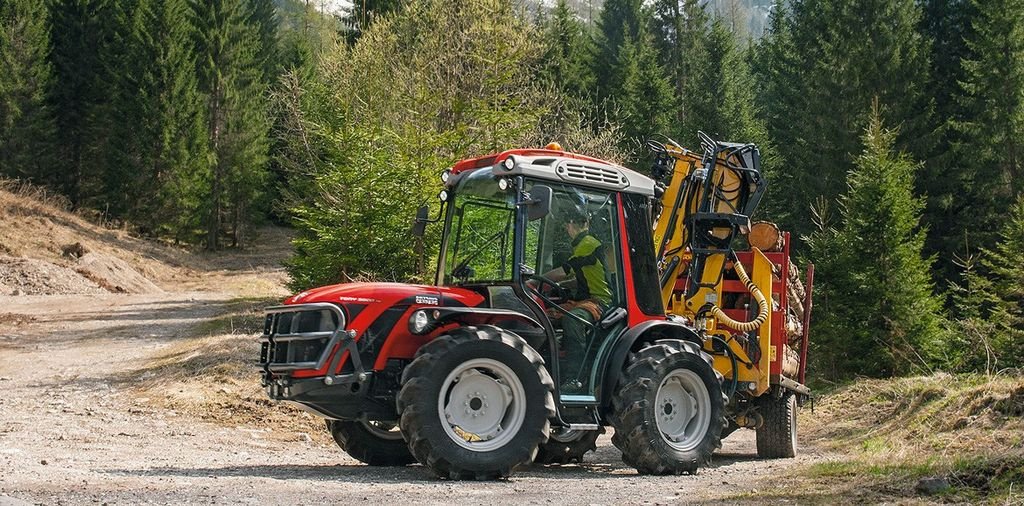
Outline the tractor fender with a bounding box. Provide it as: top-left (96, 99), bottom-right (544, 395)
top-left (598, 320), bottom-right (703, 412)
top-left (422, 307), bottom-right (547, 352)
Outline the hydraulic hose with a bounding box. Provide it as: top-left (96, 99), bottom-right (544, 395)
top-left (710, 258), bottom-right (769, 332)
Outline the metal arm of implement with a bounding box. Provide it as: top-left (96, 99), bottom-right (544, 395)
top-left (648, 132), bottom-right (767, 325)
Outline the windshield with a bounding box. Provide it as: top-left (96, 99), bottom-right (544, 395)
top-left (444, 169), bottom-right (516, 284)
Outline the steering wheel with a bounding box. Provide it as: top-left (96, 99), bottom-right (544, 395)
top-left (527, 274), bottom-right (569, 302)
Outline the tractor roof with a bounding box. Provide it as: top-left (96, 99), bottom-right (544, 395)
top-left (451, 148), bottom-right (656, 197)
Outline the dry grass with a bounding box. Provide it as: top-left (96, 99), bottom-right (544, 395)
top-left (738, 373), bottom-right (1024, 504)
top-left (0, 179), bottom-right (194, 287)
top-left (0, 178), bottom-right (294, 297)
top-left (123, 297), bottom-right (330, 444)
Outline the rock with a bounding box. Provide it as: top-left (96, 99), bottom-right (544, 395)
top-left (915, 476), bottom-right (951, 495)
top-left (61, 242), bottom-right (88, 259)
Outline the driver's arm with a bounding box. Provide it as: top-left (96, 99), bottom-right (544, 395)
top-left (541, 266), bottom-right (569, 282)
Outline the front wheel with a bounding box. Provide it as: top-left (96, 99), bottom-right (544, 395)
top-left (397, 326), bottom-right (555, 480)
top-left (327, 419), bottom-right (417, 466)
top-left (611, 340), bottom-right (726, 475)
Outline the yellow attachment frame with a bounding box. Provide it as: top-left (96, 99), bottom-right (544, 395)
top-left (701, 249), bottom-right (774, 396)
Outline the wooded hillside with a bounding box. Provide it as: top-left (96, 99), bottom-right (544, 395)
top-left (1, 0), bottom-right (1022, 380)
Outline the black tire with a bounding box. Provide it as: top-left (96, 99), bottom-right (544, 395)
top-left (327, 419), bottom-right (417, 466)
top-left (756, 391), bottom-right (797, 458)
top-left (396, 326), bottom-right (556, 480)
top-left (534, 427), bottom-right (604, 465)
top-left (610, 339), bottom-right (727, 475)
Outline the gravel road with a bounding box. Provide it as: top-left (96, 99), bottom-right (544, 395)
top-left (0, 292), bottom-right (824, 505)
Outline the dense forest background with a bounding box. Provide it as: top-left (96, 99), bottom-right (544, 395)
top-left (2, 0), bottom-right (1023, 380)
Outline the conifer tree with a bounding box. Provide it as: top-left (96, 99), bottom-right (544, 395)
top-left (617, 25), bottom-right (675, 149)
top-left (652, 0), bottom-right (708, 133)
top-left (538, 0), bottom-right (596, 102)
top-left (49, 0), bottom-right (115, 207)
top-left (808, 108), bottom-right (945, 380)
top-left (102, 0), bottom-right (208, 234)
top-left (249, 0), bottom-right (280, 81)
top-left (191, 0), bottom-right (271, 249)
top-left (679, 19), bottom-right (767, 150)
top-left (953, 0), bottom-right (1024, 250)
top-left (914, 0), bottom-right (979, 283)
top-left (757, 0), bottom-right (934, 237)
top-left (0, 0), bottom-right (58, 183)
top-left (971, 195), bottom-right (1024, 369)
top-left (680, 19), bottom-right (775, 210)
top-left (592, 0), bottom-right (644, 103)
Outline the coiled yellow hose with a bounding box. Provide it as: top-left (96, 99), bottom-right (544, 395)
top-left (710, 259), bottom-right (769, 332)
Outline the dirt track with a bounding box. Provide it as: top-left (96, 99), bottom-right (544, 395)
top-left (0, 289), bottom-right (827, 505)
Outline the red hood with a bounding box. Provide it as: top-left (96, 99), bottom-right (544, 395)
top-left (284, 282), bottom-right (484, 307)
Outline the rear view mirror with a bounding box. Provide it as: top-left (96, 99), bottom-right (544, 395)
top-left (411, 205), bottom-right (429, 237)
top-left (527, 186), bottom-right (553, 221)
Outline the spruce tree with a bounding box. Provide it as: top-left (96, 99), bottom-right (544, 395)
top-left (909, 0), bottom-right (979, 285)
top-left (679, 19), bottom-right (767, 150)
top-left (592, 0), bottom-right (644, 103)
top-left (808, 109), bottom-right (945, 380)
top-left (652, 0), bottom-right (708, 133)
top-left (191, 0), bottom-right (271, 249)
top-left (954, 0), bottom-right (1024, 251)
top-left (102, 0), bottom-right (208, 235)
top-left (0, 0), bottom-right (58, 183)
top-left (617, 23), bottom-right (675, 148)
top-left (972, 195), bottom-right (1024, 369)
top-left (49, 0), bottom-right (115, 207)
top-left (249, 0), bottom-right (279, 82)
top-left (757, 0), bottom-right (934, 238)
top-left (538, 0), bottom-right (596, 102)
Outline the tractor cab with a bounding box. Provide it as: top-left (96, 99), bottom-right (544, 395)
top-left (426, 147), bottom-right (662, 405)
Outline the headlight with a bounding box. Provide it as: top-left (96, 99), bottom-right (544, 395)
top-left (410, 309), bottom-right (431, 334)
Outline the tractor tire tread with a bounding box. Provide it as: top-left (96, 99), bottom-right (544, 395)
top-left (397, 325), bottom-right (555, 480)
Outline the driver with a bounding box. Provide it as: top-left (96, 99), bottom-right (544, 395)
top-left (538, 204), bottom-right (611, 386)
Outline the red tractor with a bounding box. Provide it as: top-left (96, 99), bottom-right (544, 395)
top-left (260, 134), bottom-right (812, 479)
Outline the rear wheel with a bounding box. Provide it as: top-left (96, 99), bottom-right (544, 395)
top-left (327, 419), bottom-right (416, 466)
top-left (611, 340), bottom-right (726, 475)
top-left (756, 391), bottom-right (797, 458)
top-left (397, 326), bottom-right (555, 480)
top-left (534, 427), bottom-right (603, 465)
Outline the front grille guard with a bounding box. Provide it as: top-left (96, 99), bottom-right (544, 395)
top-left (260, 303), bottom-right (365, 385)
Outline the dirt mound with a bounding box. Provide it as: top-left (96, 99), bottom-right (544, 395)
top-left (76, 252), bottom-right (163, 294)
top-left (0, 256), bottom-right (105, 295)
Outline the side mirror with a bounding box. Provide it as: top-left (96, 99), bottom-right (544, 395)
top-left (527, 186), bottom-right (552, 221)
top-left (411, 205), bottom-right (429, 237)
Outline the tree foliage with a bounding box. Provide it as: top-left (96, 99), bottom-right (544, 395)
top-left (191, 0), bottom-right (271, 248)
top-left (756, 0), bottom-right (934, 236)
top-left (808, 109), bottom-right (945, 380)
top-left (0, 0), bottom-right (58, 184)
top-left (281, 0), bottom-right (561, 288)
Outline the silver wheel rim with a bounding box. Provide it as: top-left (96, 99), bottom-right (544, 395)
top-left (437, 358), bottom-right (527, 452)
top-left (655, 368), bottom-right (711, 451)
top-left (361, 419), bottom-right (404, 441)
